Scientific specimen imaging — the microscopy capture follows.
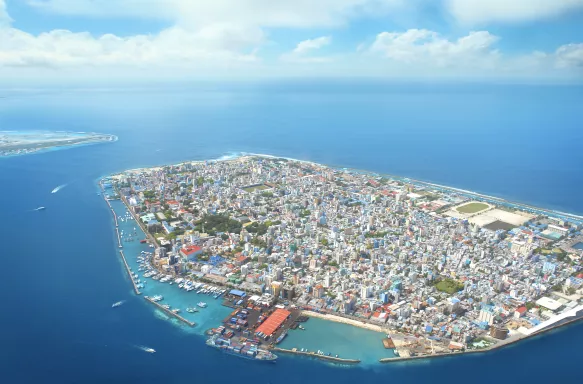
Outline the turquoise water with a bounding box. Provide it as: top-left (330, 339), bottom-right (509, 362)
top-left (279, 317), bottom-right (396, 364)
top-left (110, 200), bottom-right (233, 334)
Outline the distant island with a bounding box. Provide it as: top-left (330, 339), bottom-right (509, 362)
top-left (0, 131), bottom-right (117, 157)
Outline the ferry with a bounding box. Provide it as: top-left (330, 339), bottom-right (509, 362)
top-left (197, 302), bottom-right (207, 308)
top-left (112, 301), bottom-right (124, 308)
top-left (206, 334), bottom-right (277, 363)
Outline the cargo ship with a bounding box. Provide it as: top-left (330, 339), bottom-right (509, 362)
top-left (206, 334), bottom-right (277, 363)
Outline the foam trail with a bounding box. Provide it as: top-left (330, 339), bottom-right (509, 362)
top-left (51, 184), bottom-right (67, 193)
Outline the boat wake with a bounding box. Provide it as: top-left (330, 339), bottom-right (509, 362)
top-left (135, 345), bottom-right (156, 353)
top-left (51, 184), bottom-right (67, 194)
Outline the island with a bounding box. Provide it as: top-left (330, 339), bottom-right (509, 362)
top-left (0, 130), bottom-right (117, 157)
top-left (101, 155), bottom-right (583, 364)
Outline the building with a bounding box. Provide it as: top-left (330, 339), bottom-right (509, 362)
top-left (490, 326), bottom-right (509, 340)
top-left (514, 306), bottom-right (527, 319)
top-left (479, 307), bottom-right (494, 325)
top-left (179, 245), bottom-right (202, 261)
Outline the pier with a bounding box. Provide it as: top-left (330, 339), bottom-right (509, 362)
top-left (271, 347), bottom-right (360, 364)
top-left (144, 297), bottom-right (196, 327)
top-left (119, 250), bottom-right (141, 295)
top-left (115, 226), bottom-right (122, 248)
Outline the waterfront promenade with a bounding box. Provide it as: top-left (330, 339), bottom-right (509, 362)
top-left (302, 311), bottom-right (386, 333)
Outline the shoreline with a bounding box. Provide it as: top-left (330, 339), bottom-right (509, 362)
top-left (112, 152), bottom-right (583, 218)
top-left (103, 155), bottom-right (583, 366)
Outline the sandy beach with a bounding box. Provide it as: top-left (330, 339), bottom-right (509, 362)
top-left (301, 311), bottom-right (387, 333)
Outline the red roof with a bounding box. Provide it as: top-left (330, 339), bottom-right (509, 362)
top-left (181, 245), bottom-right (202, 255)
top-left (516, 306), bottom-right (527, 314)
top-left (255, 309), bottom-right (291, 337)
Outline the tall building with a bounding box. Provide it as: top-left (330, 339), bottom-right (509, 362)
top-left (361, 285), bottom-right (370, 299)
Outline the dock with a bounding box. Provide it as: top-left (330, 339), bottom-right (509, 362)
top-left (383, 338), bottom-right (395, 349)
top-left (271, 347), bottom-right (360, 364)
top-left (119, 250), bottom-right (141, 295)
top-left (115, 226), bottom-right (122, 248)
top-left (144, 296), bottom-right (196, 327)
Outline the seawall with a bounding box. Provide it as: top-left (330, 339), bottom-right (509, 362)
top-left (271, 347), bottom-right (360, 364)
top-left (144, 297), bottom-right (196, 327)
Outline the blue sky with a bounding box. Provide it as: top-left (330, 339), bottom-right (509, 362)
top-left (1, 0), bottom-right (582, 83)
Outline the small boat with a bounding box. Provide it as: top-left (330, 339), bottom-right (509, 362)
top-left (140, 239), bottom-right (147, 243)
top-left (138, 346), bottom-right (156, 353)
top-left (35, 206), bottom-right (46, 211)
top-left (186, 307), bottom-right (198, 313)
top-left (112, 300), bottom-right (125, 308)
top-left (197, 302), bottom-right (207, 308)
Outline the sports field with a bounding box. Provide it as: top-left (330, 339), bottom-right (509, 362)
top-left (456, 202), bottom-right (489, 214)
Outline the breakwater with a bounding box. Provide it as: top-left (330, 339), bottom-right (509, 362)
top-left (272, 347), bottom-right (360, 364)
top-left (119, 250), bottom-right (141, 295)
top-left (144, 297), bottom-right (196, 327)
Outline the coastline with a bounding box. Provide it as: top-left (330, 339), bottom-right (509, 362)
top-left (103, 154), bottom-right (583, 366)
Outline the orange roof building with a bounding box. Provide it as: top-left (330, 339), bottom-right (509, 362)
top-left (255, 309), bottom-right (291, 337)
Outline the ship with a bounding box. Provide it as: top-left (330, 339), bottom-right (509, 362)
top-left (35, 206), bottom-right (46, 211)
top-left (206, 334), bottom-right (277, 363)
top-left (197, 302), bottom-right (207, 308)
top-left (275, 330), bottom-right (287, 344)
top-left (112, 300), bottom-right (125, 308)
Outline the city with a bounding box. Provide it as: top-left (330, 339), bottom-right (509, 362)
top-left (104, 155), bottom-right (583, 361)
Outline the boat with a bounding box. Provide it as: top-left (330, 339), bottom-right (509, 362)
top-left (206, 334), bottom-right (277, 363)
top-left (197, 302), bottom-right (207, 308)
top-left (35, 206), bottom-right (46, 211)
top-left (112, 300), bottom-right (125, 308)
top-left (186, 307), bottom-right (198, 313)
top-left (140, 239), bottom-right (147, 243)
top-left (138, 346), bottom-right (156, 353)
top-left (275, 331), bottom-right (287, 344)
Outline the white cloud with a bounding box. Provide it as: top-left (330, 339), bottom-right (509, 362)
top-left (281, 36), bottom-right (332, 63)
top-left (446, 0), bottom-right (583, 24)
top-left (293, 36), bottom-right (332, 54)
top-left (370, 29), bottom-right (500, 69)
top-left (0, 25), bottom-right (263, 68)
top-left (555, 43), bottom-right (583, 68)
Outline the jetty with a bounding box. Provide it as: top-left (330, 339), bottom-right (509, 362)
top-left (271, 347), bottom-right (360, 364)
top-left (115, 227), bottom-right (122, 248)
top-left (119, 250), bottom-right (141, 295)
top-left (144, 296), bottom-right (196, 327)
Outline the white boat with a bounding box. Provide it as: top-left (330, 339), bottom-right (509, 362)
top-left (197, 302), bottom-right (207, 308)
top-left (138, 346), bottom-right (156, 353)
top-left (112, 300), bottom-right (124, 308)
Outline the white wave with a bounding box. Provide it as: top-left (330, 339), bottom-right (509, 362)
top-left (51, 184), bottom-right (67, 193)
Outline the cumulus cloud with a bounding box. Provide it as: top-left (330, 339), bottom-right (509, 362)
top-left (446, 0), bottom-right (583, 24)
top-left (370, 29), bottom-right (500, 69)
top-left (554, 43), bottom-right (583, 69)
top-left (0, 25), bottom-right (263, 68)
top-left (280, 36), bottom-right (332, 63)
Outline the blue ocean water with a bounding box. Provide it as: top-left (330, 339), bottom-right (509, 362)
top-left (1, 82), bottom-right (583, 383)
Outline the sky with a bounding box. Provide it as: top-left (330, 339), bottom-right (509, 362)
top-left (0, 0), bottom-right (582, 84)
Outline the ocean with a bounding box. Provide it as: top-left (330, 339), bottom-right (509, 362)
top-left (1, 82), bottom-right (582, 383)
